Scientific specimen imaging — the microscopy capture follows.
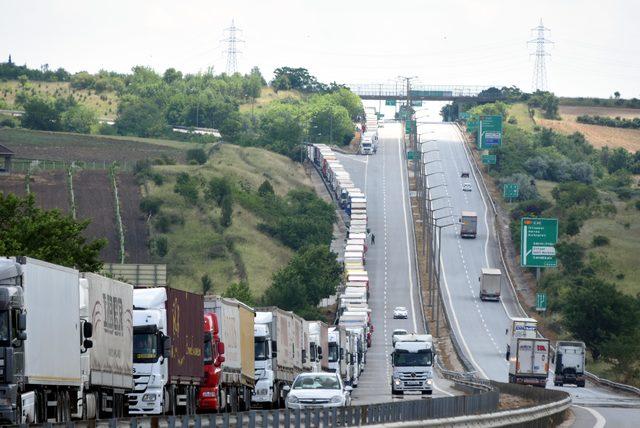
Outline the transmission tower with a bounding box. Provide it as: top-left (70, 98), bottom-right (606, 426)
top-left (528, 19), bottom-right (553, 92)
top-left (222, 19), bottom-right (244, 74)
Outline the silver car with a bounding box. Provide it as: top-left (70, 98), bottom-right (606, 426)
top-left (285, 373), bottom-right (352, 409)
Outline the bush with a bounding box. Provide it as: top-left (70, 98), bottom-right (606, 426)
top-left (592, 235), bottom-right (610, 247)
top-left (223, 282), bottom-right (254, 305)
top-left (140, 196), bottom-right (163, 216)
top-left (635, 200), bottom-right (640, 211)
top-left (174, 172), bottom-right (199, 204)
top-left (151, 236), bottom-right (168, 257)
top-left (0, 117), bottom-right (17, 128)
top-left (154, 211), bottom-right (184, 233)
top-left (220, 194), bottom-right (233, 228)
top-left (186, 148), bottom-right (208, 165)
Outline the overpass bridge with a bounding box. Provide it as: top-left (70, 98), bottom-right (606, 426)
top-left (347, 84), bottom-right (505, 102)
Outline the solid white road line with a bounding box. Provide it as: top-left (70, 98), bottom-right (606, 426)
top-left (398, 135), bottom-right (418, 333)
top-left (574, 405), bottom-right (607, 428)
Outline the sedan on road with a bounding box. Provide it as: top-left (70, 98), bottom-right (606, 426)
top-left (285, 373), bottom-right (352, 410)
top-left (393, 306), bottom-right (408, 319)
top-left (462, 183), bottom-right (472, 192)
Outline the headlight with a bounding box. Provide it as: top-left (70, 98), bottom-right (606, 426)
top-left (426, 379), bottom-right (433, 385)
top-left (142, 393), bottom-right (157, 402)
top-left (331, 395), bottom-right (343, 404)
top-left (288, 395), bottom-right (299, 404)
top-left (394, 379), bottom-right (401, 386)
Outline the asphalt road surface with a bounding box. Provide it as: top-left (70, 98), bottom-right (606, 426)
top-left (416, 118), bottom-right (640, 427)
top-left (337, 123), bottom-right (458, 404)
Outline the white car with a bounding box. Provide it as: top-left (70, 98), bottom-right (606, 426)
top-left (462, 183), bottom-right (472, 192)
top-left (392, 328), bottom-right (408, 345)
top-left (285, 372), bottom-right (352, 409)
top-left (393, 306), bottom-right (408, 319)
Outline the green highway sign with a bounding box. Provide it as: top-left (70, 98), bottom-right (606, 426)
top-left (467, 120), bottom-right (478, 133)
top-left (411, 100), bottom-right (423, 107)
top-left (481, 154), bottom-right (497, 165)
top-left (521, 217), bottom-right (558, 268)
top-left (503, 183), bottom-right (519, 199)
top-left (478, 115), bottom-right (503, 149)
top-left (385, 99), bottom-right (397, 106)
top-left (536, 292), bottom-right (547, 312)
top-left (407, 150), bottom-right (417, 160)
top-left (399, 110), bottom-right (410, 120)
top-left (377, 113), bottom-right (385, 118)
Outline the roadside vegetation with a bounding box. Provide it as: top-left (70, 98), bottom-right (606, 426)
top-left (1, 60), bottom-right (362, 160)
top-left (459, 97), bottom-right (640, 385)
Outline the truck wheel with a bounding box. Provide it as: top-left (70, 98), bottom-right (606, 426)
top-left (578, 382), bottom-right (586, 388)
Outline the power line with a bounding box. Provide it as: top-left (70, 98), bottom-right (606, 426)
top-left (528, 19), bottom-right (553, 92)
top-left (221, 19), bottom-right (244, 74)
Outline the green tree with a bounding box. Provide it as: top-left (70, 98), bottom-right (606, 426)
top-left (556, 242), bottom-right (585, 274)
top-left (271, 67), bottom-right (322, 93)
top-left (223, 281), bottom-right (254, 305)
top-left (201, 274), bottom-right (213, 294)
top-left (206, 177), bottom-right (232, 206)
top-left (0, 193), bottom-right (106, 271)
top-left (60, 105), bottom-right (97, 134)
top-left (328, 88), bottom-right (364, 120)
top-left (307, 97), bottom-right (354, 145)
top-left (562, 277), bottom-right (639, 360)
top-left (21, 96), bottom-right (61, 131)
top-left (258, 180), bottom-right (275, 197)
top-left (174, 172), bottom-right (199, 204)
top-left (115, 95), bottom-right (166, 137)
top-left (163, 68), bottom-right (183, 84)
top-left (220, 194), bottom-right (233, 228)
top-left (186, 148), bottom-right (208, 165)
top-left (139, 196), bottom-right (163, 216)
top-left (263, 245), bottom-right (342, 315)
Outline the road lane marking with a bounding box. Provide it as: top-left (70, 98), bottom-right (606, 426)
top-left (397, 134), bottom-right (418, 333)
top-left (574, 405), bottom-right (606, 428)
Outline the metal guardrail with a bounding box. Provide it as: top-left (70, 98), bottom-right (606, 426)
top-left (11, 158), bottom-right (136, 172)
top-left (27, 391), bottom-right (500, 428)
top-left (585, 371), bottom-right (640, 396)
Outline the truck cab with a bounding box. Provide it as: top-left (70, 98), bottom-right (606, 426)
top-left (198, 313), bottom-right (225, 411)
top-left (129, 289), bottom-right (171, 415)
top-left (391, 334), bottom-right (434, 395)
top-left (554, 341), bottom-right (586, 387)
top-left (252, 312), bottom-right (276, 405)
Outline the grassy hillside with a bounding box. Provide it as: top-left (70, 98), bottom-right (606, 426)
top-left (144, 144), bottom-right (314, 295)
top-left (0, 129), bottom-right (316, 296)
top-left (0, 128), bottom-right (205, 163)
top-left (239, 87), bottom-right (302, 114)
top-left (536, 105), bottom-right (640, 152)
top-left (508, 103), bottom-right (536, 132)
top-left (0, 80), bottom-right (118, 118)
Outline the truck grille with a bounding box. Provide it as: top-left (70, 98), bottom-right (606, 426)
top-left (398, 372), bottom-right (428, 381)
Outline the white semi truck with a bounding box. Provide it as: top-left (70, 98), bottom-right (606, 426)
top-left (0, 257), bottom-right (89, 424)
top-left (78, 273), bottom-right (134, 418)
top-left (307, 321), bottom-right (329, 372)
top-left (129, 288), bottom-right (203, 415)
top-left (554, 341), bottom-right (586, 387)
top-left (391, 334), bottom-right (434, 395)
top-left (506, 317), bottom-right (549, 387)
top-left (252, 307), bottom-right (305, 408)
top-left (328, 326), bottom-right (350, 383)
top-left (479, 268), bottom-right (502, 301)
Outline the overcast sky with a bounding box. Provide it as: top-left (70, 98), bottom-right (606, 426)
top-left (1, 0), bottom-right (638, 98)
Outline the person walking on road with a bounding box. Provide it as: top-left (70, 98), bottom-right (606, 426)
top-left (371, 233), bottom-right (376, 245)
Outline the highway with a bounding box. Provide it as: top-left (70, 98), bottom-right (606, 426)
top-left (336, 122), bottom-right (458, 404)
top-left (415, 116), bottom-right (640, 427)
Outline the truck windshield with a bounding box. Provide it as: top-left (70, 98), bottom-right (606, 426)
top-left (0, 311), bottom-right (9, 346)
top-left (328, 343), bottom-right (339, 362)
top-left (133, 332), bottom-right (159, 363)
top-left (255, 338), bottom-right (268, 361)
top-left (203, 334), bottom-right (213, 364)
top-left (393, 351), bottom-right (433, 367)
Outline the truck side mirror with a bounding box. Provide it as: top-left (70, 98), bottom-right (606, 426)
top-left (162, 336), bottom-right (172, 358)
top-left (505, 350), bottom-right (510, 361)
top-left (17, 313), bottom-right (27, 332)
top-left (83, 339), bottom-right (93, 349)
top-left (317, 345), bottom-right (323, 359)
top-left (272, 340), bottom-right (278, 352)
top-left (17, 331), bottom-right (26, 341)
top-left (302, 350), bottom-right (307, 363)
top-left (217, 341), bottom-right (225, 355)
top-left (83, 321), bottom-right (93, 339)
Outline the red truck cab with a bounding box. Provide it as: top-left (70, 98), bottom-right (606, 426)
top-left (198, 313), bottom-right (225, 412)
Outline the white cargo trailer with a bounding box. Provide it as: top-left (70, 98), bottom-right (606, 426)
top-left (78, 273), bottom-right (133, 418)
